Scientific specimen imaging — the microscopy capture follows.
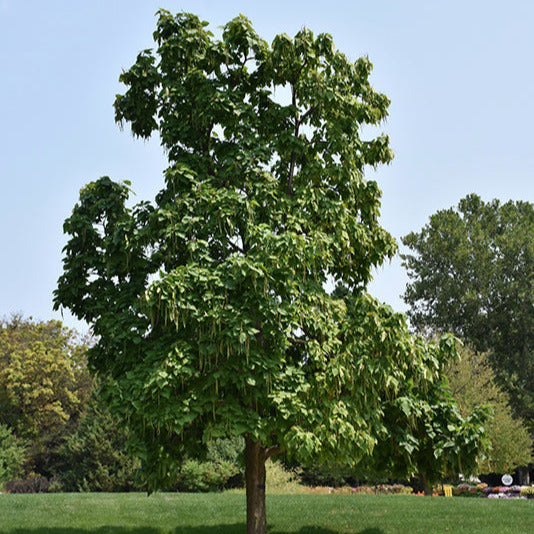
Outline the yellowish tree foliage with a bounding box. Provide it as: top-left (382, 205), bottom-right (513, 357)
top-left (446, 346), bottom-right (532, 473)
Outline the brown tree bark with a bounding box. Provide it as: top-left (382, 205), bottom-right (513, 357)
top-left (245, 437), bottom-right (267, 534)
top-left (419, 473), bottom-right (432, 496)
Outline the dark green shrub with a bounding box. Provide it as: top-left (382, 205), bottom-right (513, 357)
top-left (56, 400), bottom-right (140, 492)
top-left (298, 463), bottom-right (353, 488)
top-left (174, 459), bottom-right (239, 492)
top-left (4, 474), bottom-right (60, 493)
top-left (206, 436), bottom-right (244, 464)
top-left (0, 423), bottom-right (26, 486)
top-left (171, 437), bottom-right (245, 492)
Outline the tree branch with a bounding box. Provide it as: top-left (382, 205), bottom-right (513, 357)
top-left (287, 85), bottom-right (298, 197)
top-left (298, 105), bottom-right (316, 126)
top-left (265, 445), bottom-right (282, 459)
top-left (286, 88), bottom-right (316, 197)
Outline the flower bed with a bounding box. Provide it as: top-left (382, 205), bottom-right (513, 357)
top-left (310, 484), bottom-right (413, 495)
top-left (309, 483), bottom-right (534, 498)
top-left (436, 483), bottom-right (534, 499)
top-left (452, 483), bottom-right (488, 497)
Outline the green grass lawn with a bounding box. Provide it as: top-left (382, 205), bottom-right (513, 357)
top-left (0, 493), bottom-right (532, 534)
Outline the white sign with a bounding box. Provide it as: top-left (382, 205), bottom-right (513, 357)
top-left (501, 474), bottom-right (513, 486)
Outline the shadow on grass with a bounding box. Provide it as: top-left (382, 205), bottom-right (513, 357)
top-left (2, 529), bottom-right (160, 534)
top-left (3, 527), bottom-right (384, 534)
top-left (269, 529), bottom-right (384, 534)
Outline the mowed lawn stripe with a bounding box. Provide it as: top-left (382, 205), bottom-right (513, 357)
top-left (0, 493), bottom-right (532, 534)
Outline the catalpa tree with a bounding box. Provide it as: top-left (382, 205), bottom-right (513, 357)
top-left (55, 11), bottom-right (487, 533)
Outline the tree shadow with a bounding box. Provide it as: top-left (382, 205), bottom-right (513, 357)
top-left (271, 529), bottom-right (384, 534)
top-left (172, 527), bottom-right (385, 534)
top-left (5, 527), bottom-right (385, 534)
top-left (269, 529), bottom-right (384, 534)
top-left (3, 529), bottom-right (161, 534)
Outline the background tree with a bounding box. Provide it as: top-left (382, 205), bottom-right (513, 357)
top-left (0, 316), bottom-right (92, 477)
top-left (55, 11), bottom-right (486, 532)
top-left (0, 424), bottom-right (26, 487)
top-left (172, 437), bottom-right (245, 492)
top-left (56, 397), bottom-right (140, 492)
top-left (401, 194), bottom-right (534, 426)
top-left (277, 305), bottom-right (493, 494)
top-left (446, 346), bottom-right (532, 474)
top-left (347, 331), bottom-right (490, 496)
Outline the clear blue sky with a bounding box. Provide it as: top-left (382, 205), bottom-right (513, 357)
top-left (1, 0), bottom-right (533, 333)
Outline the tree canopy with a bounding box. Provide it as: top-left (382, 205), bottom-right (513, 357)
top-left (446, 346), bottom-right (532, 474)
top-left (0, 315), bottom-right (93, 481)
top-left (363, 338), bottom-right (490, 495)
top-left (401, 194), bottom-right (534, 426)
top-left (0, 316), bottom-right (90, 441)
top-left (55, 11), bottom-right (488, 532)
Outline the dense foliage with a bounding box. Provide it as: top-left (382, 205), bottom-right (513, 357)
top-left (446, 346), bottom-right (532, 474)
top-left (0, 315), bottom-right (92, 478)
top-left (0, 316), bottom-right (246, 493)
top-left (173, 437), bottom-right (245, 492)
top-left (290, 313), bottom-right (492, 496)
top-left (55, 10), bottom-right (399, 476)
top-left (401, 194), bottom-right (534, 425)
top-left (53, 11), bottom-right (489, 531)
top-left (0, 315), bottom-right (90, 440)
top-left (57, 398), bottom-right (140, 492)
top-left (0, 317), bottom-right (131, 492)
top-left (0, 424), bottom-right (26, 485)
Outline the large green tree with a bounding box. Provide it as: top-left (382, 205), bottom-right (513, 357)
top-left (402, 194), bottom-right (534, 425)
top-left (291, 310), bottom-right (492, 496)
top-left (55, 12), bottom-right (485, 532)
top-left (361, 338), bottom-right (491, 496)
top-left (0, 316), bottom-right (92, 476)
top-left (446, 346), bottom-right (532, 474)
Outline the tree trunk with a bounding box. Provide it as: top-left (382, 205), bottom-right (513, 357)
top-left (419, 473), bottom-right (432, 496)
top-left (245, 437), bottom-right (267, 534)
top-left (517, 466), bottom-right (530, 485)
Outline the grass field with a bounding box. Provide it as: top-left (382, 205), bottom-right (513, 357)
top-left (0, 492), bottom-right (532, 534)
